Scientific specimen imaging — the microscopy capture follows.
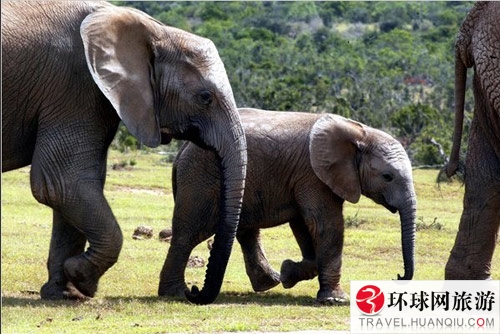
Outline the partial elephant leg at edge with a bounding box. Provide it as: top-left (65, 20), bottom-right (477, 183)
top-left (445, 119), bottom-right (500, 280)
top-left (445, 192), bottom-right (500, 279)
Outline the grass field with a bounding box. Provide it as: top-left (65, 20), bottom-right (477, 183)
top-left (1, 150), bottom-right (499, 333)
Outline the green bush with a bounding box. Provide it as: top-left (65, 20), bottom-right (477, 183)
top-left (116, 1), bottom-right (474, 166)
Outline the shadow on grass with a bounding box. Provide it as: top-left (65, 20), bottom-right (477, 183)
top-left (2, 290), bottom-right (347, 308)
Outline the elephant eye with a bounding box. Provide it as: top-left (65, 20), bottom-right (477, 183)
top-left (198, 90), bottom-right (213, 106)
top-left (382, 173), bottom-right (394, 182)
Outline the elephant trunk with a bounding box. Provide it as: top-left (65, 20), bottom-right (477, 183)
top-left (185, 113), bottom-right (247, 305)
top-left (446, 50), bottom-right (467, 178)
top-left (397, 197), bottom-right (416, 280)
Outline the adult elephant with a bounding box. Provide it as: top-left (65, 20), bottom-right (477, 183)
top-left (159, 108), bottom-right (416, 304)
top-left (2, 1), bottom-right (247, 304)
top-left (445, 2), bottom-right (500, 279)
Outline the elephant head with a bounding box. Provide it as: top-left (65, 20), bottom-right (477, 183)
top-left (81, 5), bottom-right (246, 304)
top-left (310, 114), bottom-right (416, 280)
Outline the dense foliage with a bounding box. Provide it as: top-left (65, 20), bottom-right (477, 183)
top-left (113, 1), bottom-right (474, 166)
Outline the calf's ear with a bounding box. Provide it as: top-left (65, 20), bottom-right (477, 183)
top-left (309, 114), bottom-right (365, 203)
top-left (81, 6), bottom-right (160, 147)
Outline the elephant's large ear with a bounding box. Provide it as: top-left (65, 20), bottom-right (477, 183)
top-left (80, 7), bottom-right (160, 147)
top-left (309, 114), bottom-right (365, 203)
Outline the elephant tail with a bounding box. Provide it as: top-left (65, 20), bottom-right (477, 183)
top-left (445, 44), bottom-right (468, 178)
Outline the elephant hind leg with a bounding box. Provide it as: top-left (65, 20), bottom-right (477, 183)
top-left (445, 119), bottom-right (500, 279)
top-left (237, 228), bottom-right (280, 292)
top-left (445, 191), bottom-right (500, 279)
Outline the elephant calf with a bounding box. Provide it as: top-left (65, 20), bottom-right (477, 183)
top-left (159, 108), bottom-right (416, 304)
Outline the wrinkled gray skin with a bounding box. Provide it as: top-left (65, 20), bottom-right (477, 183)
top-left (2, 1), bottom-right (247, 304)
top-left (159, 109), bottom-right (416, 304)
top-left (445, 2), bottom-right (500, 280)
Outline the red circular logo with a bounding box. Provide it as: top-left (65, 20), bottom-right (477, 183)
top-left (356, 285), bottom-right (385, 315)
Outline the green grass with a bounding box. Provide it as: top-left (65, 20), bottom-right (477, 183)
top-left (2, 151), bottom-right (499, 333)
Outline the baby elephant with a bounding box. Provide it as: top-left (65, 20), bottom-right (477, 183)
top-left (159, 108), bottom-right (416, 304)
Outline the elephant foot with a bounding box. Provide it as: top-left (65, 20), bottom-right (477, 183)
top-left (316, 285), bottom-right (349, 306)
top-left (158, 280), bottom-right (189, 298)
top-left (249, 269), bottom-right (281, 292)
top-left (445, 250), bottom-right (492, 280)
top-left (40, 280), bottom-right (68, 300)
top-left (40, 278), bottom-right (89, 300)
top-left (445, 264), bottom-right (492, 280)
top-left (444, 262), bottom-right (465, 280)
top-left (65, 282), bottom-right (92, 300)
top-left (63, 255), bottom-right (101, 298)
top-left (280, 259), bottom-right (317, 289)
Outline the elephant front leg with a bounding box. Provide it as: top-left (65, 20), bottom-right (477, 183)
top-left (280, 220), bottom-right (347, 304)
top-left (32, 167), bottom-right (123, 299)
top-left (280, 218), bottom-right (318, 289)
top-left (158, 242), bottom-right (191, 298)
top-left (291, 193), bottom-right (348, 304)
top-left (315, 213), bottom-right (349, 305)
top-left (28, 119), bottom-right (124, 300)
top-left (40, 211), bottom-right (87, 299)
top-left (280, 259), bottom-right (317, 288)
top-left (237, 229), bottom-right (280, 292)
top-left (316, 258), bottom-right (347, 305)
top-left (158, 213), bottom-right (211, 297)
top-left (60, 181), bottom-right (123, 298)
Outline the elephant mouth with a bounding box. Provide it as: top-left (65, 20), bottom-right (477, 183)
top-left (384, 203), bottom-right (398, 214)
top-left (160, 125), bottom-right (202, 147)
top-left (161, 122), bottom-right (206, 147)
top-left (160, 129), bottom-right (172, 145)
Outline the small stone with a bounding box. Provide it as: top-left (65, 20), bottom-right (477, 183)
top-left (159, 228), bottom-right (173, 242)
top-left (187, 256), bottom-right (205, 268)
top-left (132, 226), bottom-right (153, 240)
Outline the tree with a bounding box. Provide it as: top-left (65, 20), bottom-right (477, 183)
top-left (115, 1), bottom-right (473, 165)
